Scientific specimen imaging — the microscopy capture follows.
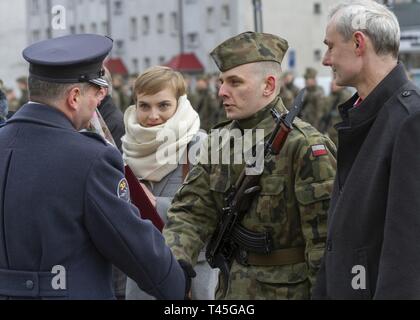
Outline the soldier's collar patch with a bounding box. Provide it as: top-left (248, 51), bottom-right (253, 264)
top-left (311, 144), bottom-right (328, 157)
top-left (117, 178), bottom-right (130, 202)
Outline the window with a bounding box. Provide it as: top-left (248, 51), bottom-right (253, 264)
top-left (159, 56), bottom-right (166, 65)
top-left (70, 26), bottom-right (76, 34)
top-left (91, 23), bottom-right (97, 34)
top-left (116, 40), bottom-right (125, 54)
top-left (170, 12), bottom-right (178, 35)
top-left (186, 32), bottom-right (199, 48)
top-left (80, 24), bottom-right (85, 33)
top-left (157, 13), bottom-right (164, 34)
top-left (132, 58), bottom-right (139, 73)
top-left (314, 3), bottom-right (321, 15)
top-left (130, 17), bottom-right (138, 40)
top-left (142, 16), bottom-right (150, 35)
top-left (102, 21), bottom-right (109, 35)
top-left (46, 27), bottom-right (52, 39)
top-left (221, 5), bottom-right (230, 26)
top-left (206, 7), bottom-right (215, 32)
top-left (31, 0), bottom-right (41, 14)
top-left (32, 30), bottom-right (41, 42)
top-left (114, 1), bottom-right (123, 15)
top-left (144, 57), bottom-right (151, 70)
top-left (314, 49), bottom-right (322, 62)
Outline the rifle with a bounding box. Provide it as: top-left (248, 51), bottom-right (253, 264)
top-left (205, 90), bottom-right (306, 294)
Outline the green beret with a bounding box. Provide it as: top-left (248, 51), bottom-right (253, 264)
top-left (304, 67), bottom-right (318, 79)
top-left (210, 31), bottom-right (289, 72)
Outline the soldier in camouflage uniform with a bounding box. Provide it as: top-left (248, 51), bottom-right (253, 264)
top-left (300, 68), bottom-right (325, 130)
top-left (163, 32), bottom-right (337, 300)
top-left (280, 71), bottom-right (300, 110)
top-left (189, 75), bottom-right (219, 132)
top-left (318, 79), bottom-right (353, 146)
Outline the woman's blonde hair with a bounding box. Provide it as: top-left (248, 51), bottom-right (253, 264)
top-left (133, 66), bottom-right (186, 102)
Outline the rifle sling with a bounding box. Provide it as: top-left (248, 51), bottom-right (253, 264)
top-left (182, 144), bottom-right (190, 181)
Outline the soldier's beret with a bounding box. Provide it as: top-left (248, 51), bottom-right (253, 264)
top-left (23, 34), bottom-right (113, 87)
top-left (210, 31), bottom-right (289, 72)
top-left (304, 67), bottom-right (318, 80)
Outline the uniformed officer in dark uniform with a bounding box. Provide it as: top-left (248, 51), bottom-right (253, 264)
top-left (0, 34), bottom-right (193, 300)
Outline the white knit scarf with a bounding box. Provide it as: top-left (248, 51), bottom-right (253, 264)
top-left (122, 95), bottom-right (200, 182)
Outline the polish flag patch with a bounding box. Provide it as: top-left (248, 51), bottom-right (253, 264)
top-left (311, 144), bottom-right (328, 157)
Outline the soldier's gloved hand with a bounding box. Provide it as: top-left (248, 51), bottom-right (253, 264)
top-left (178, 259), bottom-right (196, 300)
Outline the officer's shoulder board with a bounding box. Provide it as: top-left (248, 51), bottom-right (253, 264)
top-left (80, 131), bottom-right (108, 146)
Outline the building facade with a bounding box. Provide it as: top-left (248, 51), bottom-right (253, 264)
top-left (23, 0), bottom-right (420, 83)
top-left (25, 0), bottom-right (344, 78)
top-left (0, 0), bottom-right (28, 89)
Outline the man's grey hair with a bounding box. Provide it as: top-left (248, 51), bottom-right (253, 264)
top-left (28, 76), bottom-right (91, 104)
top-left (328, 0), bottom-right (400, 58)
top-left (254, 61), bottom-right (283, 95)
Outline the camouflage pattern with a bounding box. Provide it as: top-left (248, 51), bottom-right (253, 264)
top-left (304, 67), bottom-right (318, 80)
top-left (189, 88), bottom-right (219, 132)
top-left (319, 88), bottom-right (353, 146)
top-left (280, 86), bottom-right (296, 110)
top-left (210, 32), bottom-right (288, 72)
top-left (163, 97), bottom-right (337, 300)
top-left (300, 85), bottom-right (325, 131)
top-left (286, 82), bottom-right (300, 99)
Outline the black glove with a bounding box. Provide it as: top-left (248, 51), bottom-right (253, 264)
top-left (178, 259), bottom-right (196, 300)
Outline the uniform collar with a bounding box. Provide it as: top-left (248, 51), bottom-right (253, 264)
top-left (338, 63), bottom-right (409, 129)
top-left (6, 102), bottom-right (76, 131)
top-left (236, 96), bottom-right (287, 131)
top-left (232, 97), bottom-right (288, 155)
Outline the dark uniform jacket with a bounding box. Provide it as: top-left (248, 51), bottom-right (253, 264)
top-left (0, 103), bottom-right (185, 300)
top-left (98, 95), bottom-right (125, 152)
top-left (313, 63), bottom-right (420, 299)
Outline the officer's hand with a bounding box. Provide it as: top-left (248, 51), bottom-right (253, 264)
top-left (140, 182), bottom-right (156, 208)
top-left (178, 259), bottom-right (196, 300)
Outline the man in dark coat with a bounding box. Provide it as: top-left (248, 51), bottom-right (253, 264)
top-left (98, 67), bottom-right (125, 152)
top-left (0, 34), bottom-right (191, 300)
top-left (313, 0), bottom-right (420, 299)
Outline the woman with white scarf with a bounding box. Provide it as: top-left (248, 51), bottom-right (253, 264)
top-left (123, 66), bottom-right (218, 300)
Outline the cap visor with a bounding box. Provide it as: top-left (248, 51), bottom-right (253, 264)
top-left (89, 78), bottom-right (109, 88)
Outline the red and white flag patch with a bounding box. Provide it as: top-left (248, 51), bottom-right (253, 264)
top-left (311, 144), bottom-right (328, 157)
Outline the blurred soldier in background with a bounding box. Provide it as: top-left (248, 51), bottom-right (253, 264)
top-left (189, 74), bottom-right (218, 132)
top-left (300, 67), bottom-right (325, 130)
top-left (318, 78), bottom-right (353, 146)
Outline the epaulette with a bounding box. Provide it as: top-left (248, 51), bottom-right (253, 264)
top-left (80, 131), bottom-right (108, 146)
top-left (291, 118), bottom-right (320, 139)
top-left (210, 119), bottom-right (232, 130)
top-left (397, 87), bottom-right (420, 115)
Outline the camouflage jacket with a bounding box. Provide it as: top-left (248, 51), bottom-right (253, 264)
top-left (300, 85), bottom-right (325, 130)
top-left (190, 89), bottom-right (219, 132)
top-left (163, 97), bottom-right (337, 299)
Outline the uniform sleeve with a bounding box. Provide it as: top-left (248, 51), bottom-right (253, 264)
top-left (374, 112), bottom-right (420, 299)
top-left (163, 162), bottom-right (218, 266)
top-left (294, 133), bottom-right (337, 288)
top-left (83, 146), bottom-right (186, 300)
